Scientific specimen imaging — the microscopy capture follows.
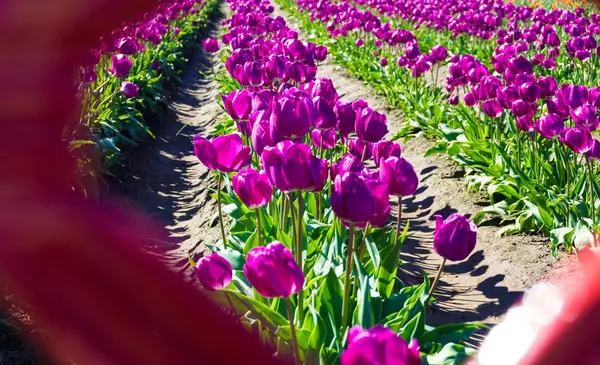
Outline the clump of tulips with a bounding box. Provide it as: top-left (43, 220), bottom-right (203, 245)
top-left (190, 0), bottom-right (483, 363)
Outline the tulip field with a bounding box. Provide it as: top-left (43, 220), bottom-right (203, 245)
top-left (56, 0), bottom-right (600, 363)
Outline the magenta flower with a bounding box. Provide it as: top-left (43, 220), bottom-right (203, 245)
top-left (335, 100), bottom-right (356, 138)
top-left (311, 78), bottom-right (338, 104)
top-left (482, 100), bottom-right (502, 118)
top-left (431, 45), bottom-right (448, 63)
top-left (312, 96), bottom-right (337, 129)
top-left (341, 325), bottom-right (421, 365)
top-left (193, 134), bottom-right (251, 173)
top-left (120, 81), bottom-right (139, 98)
top-left (243, 61), bottom-right (264, 86)
top-left (464, 92), bottom-right (476, 107)
top-left (203, 38), bottom-right (220, 53)
top-left (232, 168), bottom-right (272, 209)
top-left (244, 242), bottom-right (305, 298)
top-left (380, 58), bottom-right (388, 67)
top-left (558, 84), bottom-right (588, 110)
top-left (534, 113), bottom-right (565, 139)
top-left (373, 140), bottom-right (402, 166)
top-left (331, 172), bottom-right (376, 224)
top-left (108, 54), bottom-right (133, 78)
top-left (356, 39), bottom-right (365, 47)
top-left (560, 127), bottom-right (594, 154)
top-left (311, 128), bottom-right (337, 150)
top-left (117, 37), bottom-right (139, 55)
top-left (434, 214), bottom-right (477, 262)
top-left (314, 45), bottom-right (328, 62)
top-left (570, 105), bottom-right (599, 131)
top-left (587, 139), bottom-right (600, 160)
top-left (194, 252), bottom-right (232, 291)
top-left (349, 138), bottom-right (373, 161)
top-left (365, 178), bottom-right (391, 227)
top-left (271, 94), bottom-right (314, 139)
top-left (379, 157), bottom-right (418, 197)
top-left (222, 89), bottom-right (252, 121)
top-left (261, 141), bottom-right (328, 192)
top-left (330, 153), bottom-right (365, 181)
top-left (80, 67), bottom-right (97, 84)
top-left (355, 107), bottom-right (388, 142)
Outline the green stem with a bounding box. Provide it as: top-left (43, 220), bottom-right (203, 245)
top-left (587, 157), bottom-right (597, 246)
top-left (341, 224), bottom-right (356, 334)
top-left (280, 194), bottom-right (288, 231)
top-left (217, 173), bottom-right (226, 245)
top-left (255, 208), bottom-right (262, 246)
top-left (288, 193), bottom-right (298, 263)
top-left (425, 258), bottom-right (447, 306)
top-left (353, 223), bottom-right (371, 301)
top-left (394, 196), bottom-right (403, 243)
top-left (285, 297), bottom-right (301, 365)
top-left (224, 292), bottom-right (236, 314)
top-left (296, 193), bottom-right (304, 324)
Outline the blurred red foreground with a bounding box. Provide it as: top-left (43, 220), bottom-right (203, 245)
top-left (0, 0), bottom-right (599, 364)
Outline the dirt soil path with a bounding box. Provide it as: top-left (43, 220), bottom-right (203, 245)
top-left (111, 10), bottom-right (225, 282)
top-left (272, 5), bottom-right (577, 329)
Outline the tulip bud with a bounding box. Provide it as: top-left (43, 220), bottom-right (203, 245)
top-left (331, 171), bottom-right (376, 223)
top-left (355, 107), bottom-right (388, 142)
top-left (519, 82), bottom-right (542, 103)
top-left (431, 45), bottom-right (448, 63)
top-left (464, 92), bottom-right (477, 107)
top-left (538, 76), bottom-right (558, 98)
top-left (497, 86), bottom-right (519, 109)
top-left (194, 252), bottom-right (232, 291)
top-left (314, 45), bottom-right (328, 62)
top-left (379, 157), bottom-right (419, 197)
top-left (434, 214), bottom-right (477, 261)
top-left (511, 99), bottom-right (537, 118)
top-left (547, 96), bottom-right (570, 119)
top-left (534, 113), bottom-right (565, 139)
top-left (373, 140), bottom-right (402, 166)
top-left (117, 37), bottom-right (139, 55)
top-left (560, 127), bottom-right (593, 154)
top-left (311, 128), bottom-right (337, 150)
top-left (80, 67), bottom-right (97, 84)
top-left (193, 134), bottom-right (252, 173)
top-left (448, 94), bottom-right (459, 105)
top-left (380, 58), bottom-right (388, 67)
top-left (265, 55), bottom-right (287, 82)
top-left (261, 141), bottom-right (328, 192)
top-left (356, 39), bottom-right (365, 47)
top-left (341, 326), bottom-right (421, 365)
top-left (108, 54), bottom-right (133, 78)
top-left (232, 168), bottom-right (272, 209)
top-left (244, 242), bottom-right (305, 298)
top-left (120, 81), bottom-right (139, 98)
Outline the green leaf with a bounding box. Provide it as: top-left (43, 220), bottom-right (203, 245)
top-left (574, 224), bottom-right (594, 249)
top-left (473, 201), bottom-right (509, 226)
top-left (243, 229), bottom-right (259, 254)
top-left (420, 323), bottom-right (488, 349)
top-left (424, 142), bottom-right (448, 157)
top-left (377, 220), bottom-right (410, 299)
top-left (355, 257), bottom-right (375, 328)
top-left (206, 245), bottom-right (245, 270)
top-left (422, 343), bottom-right (476, 365)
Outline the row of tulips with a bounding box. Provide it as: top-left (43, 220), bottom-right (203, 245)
top-left (278, 0), bottom-right (600, 253)
top-left (68, 0), bottom-right (219, 196)
top-left (189, 0), bottom-right (485, 363)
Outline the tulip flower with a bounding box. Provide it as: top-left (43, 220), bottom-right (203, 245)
top-left (535, 113), bottom-right (565, 139)
top-left (194, 252), bottom-right (232, 291)
top-left (331, 171), bottom-right (376, 224)
top-left (516, 116), bottom-right (534, 133)
top-left (588, 139), bottom-right (600, 160)
top-left (120, 81), bottom-right (139, 98)
top-left (365, 178), bottom-right (391, 228)
top-left (571, 105), bottom-right (599, 131)
top-left (560, 127), bottom-right (593, 154)
top-left (380, 156), bottom-right (418, 198)
top-left (243, 61), bottom-right (264, 86)
top-left (497, 85), bottom-right (519, 110)
top-left (312, 97), bottom-right (337, 129)
top-left (117, 37), bottom-right (139, 55)
top-left (519, 82), bottom-right (542, 103)
top-left (511, 100), bottom-right (537, 119)
top-left (373, 140), bottom-right (402, 166)
top-left (448, 94), bottom-right (459, 105)
top-left (311, 78), bottom-right (338, 104)
top-left (348, 138), bottom-right (373, 161)
top-left (538, 76), bottom-right (558, 98)
top-left (431, 45), bottom-right (448, 63)
top-left (265, 55), bottom-right (288, 83)
top-left (356, 39), bottom-right (365, 47)
top-left (335, 100), bottom-right (356, 137)
top-left (355, 107), bottom-right (388, 142)
top-left (232, 168), bottom-right (272, 209)
top-left (330, 153), bottom-right (364, 181)
top-left (547, 96), bottom-right (570, 119)
top-left (380, 58), bottom-right (388, 67)
top-left (271, 94), bottom-right (313, 139)
top-left (244, 242), bottom-right (304, 364)
top-left (559, 84), bottom-right (588, 110)
top-left (80, 67), bottom-right (97, 84)
top-left (251, 111), bottom-right (282, 156)
top-left (108, 54), bottom-right (133, 78)
top-left (203, 37), bottom-right (220, 53)
top-left (482, 100), bottom-right (502, 118)
top-left (314, 45), bottom-right (328, 62)
top-left (261, 141), bottom-right (328, 192)
top-left (193, 134), bottom-right (252, 173)
top-left (311, 128), bottom-right (336, 150)
top-left (341, 326), bottom-right (421, 365)
top-left (222, 89), bottom-right (252, 121)
top-left (464, 93), bottom-right (477, 107)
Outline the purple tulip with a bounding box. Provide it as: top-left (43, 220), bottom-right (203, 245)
top-left (331, 172), bottom-right (376, 223)
top-left (482, 100), bottom-right (503, 118)
top-left (560, 127), bottom-right (594, 154)
top-left (356, 39), bottom-right (365, 47)
top-left (203, 38), bottom-right (220, 53)
top-left (588, 86), bottom-right (600, 108)
top-left (314, 45), bottom-right (328, 62)
top-left (348, 138), bottom-right (373, 161)
top-left (120, 81), bottom-right (139, 98)
top-left (404, 41), bottom-right (420, 60)
top-left (311, 128), bottom-right (337, 150)
top-left (312, 97), bottom-right (337, 129)
top-left (535, 113), bottom-right (565, 139)
top-left (516, 116), bottom-right (534, 132)
top-left (108, 54), bottom-right (133, 78)
top-left (311, 78), bottom-right (338, 104)
top-left (547, 96), bottom-right (570, 119)
top-left (286, 39), bottom-right (308, 60)
top-left (365, 177), bottom-right (391, 227)
top-left (519, 82), bottom-right (542, 103)
top-left (271, 94), bottom-right (313, 139)
top-left (193, 134), bottom-right (252, 173)
top-left (538, 76), bottom-right (558, 98)
top-left (117, 37), bottom-right (139, 55)
top-left (330, 153), bottom-right (364, 181)
top-left (261, 141), bottom-right (328, 192)
top-left (355, 107), bottom-right (388, 142)
top-left (379, 157), bottom-right (418, 197)
top-left (380, 58), bottom-right (388, 67)
top-left (194, 252), bottom-right (232, 291)
top-left (464, 93), bottom-right (477, 107)
top-left (542, 58), bottom-right (557, 70)
top-left (434, 214), bottom-right (477, 262)
top-left (341, 325), bottom-right (421, 365)
top-left (243, 61), bottom-right (264, 86)
top-left (511, 100), bottom-right (537, 118)
top-left (80, 67), bottom-right (97, 84)
top-left (151, 61), bottom-right (160, 70)
top-left (335, 100), bottom-right (356, 137)
top-left (587, 139), bottom-right (600, 160)
top-left (252, 112), bottom-right (281, 156)
top-left (373, 140), bottom-right (402, 166)
top-left (232, 168), bottom-right (272, 209)
top-left (265, 55), bottom-right (288, 82)
top-left (559, 84), bottom-right (589, 110)
top-left (222, 89), bottom-right (252, 121)
top-left (431, 45), bottom-right (448, 63)
top-left (571, 105), bottom-right (599, 131)
top-left (497, 85), bottom-right (519, 109)
top-left (244, 242), bottom-right (305, 298)
top-left (508, 55), bottom-right (533, 75)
